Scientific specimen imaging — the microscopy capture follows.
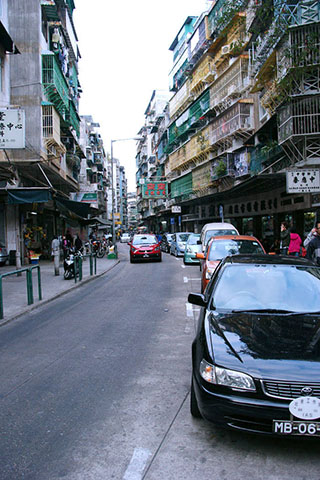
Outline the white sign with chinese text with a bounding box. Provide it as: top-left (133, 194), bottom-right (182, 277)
top-left (0, 108), bottom-right (25, 149)
top-left (286, 170), bottom-right (320, 193)
top-left (171, 206), bottom-right (181, 213)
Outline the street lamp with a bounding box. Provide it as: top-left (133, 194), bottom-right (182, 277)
top-left (110, 137), bottom-right (143, 256)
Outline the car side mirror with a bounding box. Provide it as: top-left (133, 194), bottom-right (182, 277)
top-left (197, 240), bottom-right (201, 245)
top-left (188, 292), bottom-right (207, 308)
top-left (196, 252), bottom-right (205, 259)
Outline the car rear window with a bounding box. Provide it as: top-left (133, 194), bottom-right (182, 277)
top-left (208, 239), bottom-right (264, 260)
top-left (132, 235), bottom-right (157, 245)
top-left (205, 229), bottom-right (238, 245)
top-left (177, 233), bottom-right (191, 242)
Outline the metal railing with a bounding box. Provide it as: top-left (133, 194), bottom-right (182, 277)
top-left (0, 265), bottom-right (42, 320)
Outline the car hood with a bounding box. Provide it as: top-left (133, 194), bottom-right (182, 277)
top-left (209, 312), bottom-right (320, 381)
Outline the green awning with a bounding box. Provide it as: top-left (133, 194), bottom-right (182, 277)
top-left (7, 188), bottom-right (52, 204)
top-left (55, 196), bottom-right (92, 220)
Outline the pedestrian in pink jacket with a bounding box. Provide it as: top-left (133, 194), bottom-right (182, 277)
top-left (288, 226), bottom-right (302, 256)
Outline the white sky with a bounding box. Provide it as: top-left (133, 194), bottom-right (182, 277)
top-left (73, 0), bottom-right (210, 191)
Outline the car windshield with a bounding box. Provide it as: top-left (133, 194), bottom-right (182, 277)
top-left (208, 239), bottom-right (264, 260)
top-left (187, 235), bottom-right (200, 245)
top-left (132, 235), bottom-right (157, 245)
top-left (213, 264), bottom-right (320, 312)
top-left (177, 233), bottom-right (191, 242)
top-left (205, 229), bottom-right (238, 245)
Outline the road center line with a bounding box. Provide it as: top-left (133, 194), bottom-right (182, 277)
top-left (123, 447), bottom-right (152, 480)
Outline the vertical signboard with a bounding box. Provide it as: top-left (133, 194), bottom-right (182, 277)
top-left (0, 109), bottom-right (25, 149)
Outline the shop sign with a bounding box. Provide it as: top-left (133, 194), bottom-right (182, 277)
top-left (286, 170), bottom-right (320, 193)
top-left (171, 206), bottom-right (181, 213)
top-left (0, 108), bottom-right (25, 149)
top-left (76, 192), bottom-right (98, 203)
top-left (142, 181), bottom-right (168, 198)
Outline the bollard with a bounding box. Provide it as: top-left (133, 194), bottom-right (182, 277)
top-left (54, 250), bottom-right (60, 276)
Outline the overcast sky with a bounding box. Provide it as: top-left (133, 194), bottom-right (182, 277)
top-left (74, 0), bottom-right (211, 191)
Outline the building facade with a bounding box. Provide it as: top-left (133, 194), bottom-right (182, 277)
top-left (136, 0), bottom-right (320, 247)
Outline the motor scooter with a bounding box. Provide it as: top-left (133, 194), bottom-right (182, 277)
top-left (64, 248), bottom-right (82, 279)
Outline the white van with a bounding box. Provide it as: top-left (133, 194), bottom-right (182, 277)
top-left (199, 222), bottom-right (239, 252)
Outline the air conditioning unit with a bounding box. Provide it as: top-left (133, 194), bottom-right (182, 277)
top-left (221, 44), bottom-right (231, 55)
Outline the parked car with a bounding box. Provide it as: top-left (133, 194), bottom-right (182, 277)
top-left (199, 222), bottom-right (239, 253)
top-left (120, 232), bottom-right (131, 243)
top-left (0, 243), bottom-right (8, 266)
top-left (129, 234), bottom-right (161, 263)
top-left (197, 235), bottom-right (265, 292)
top-left (189, 254), bottom-right (320, 436)
top-left (184, 233), bottom-right (201, 265)
top-left (170, 232), bottom-right (191, 257)
top-left (160, 233), bottom-right (174, 253)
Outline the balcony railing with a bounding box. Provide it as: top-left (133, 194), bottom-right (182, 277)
top-left (189, 56), bottom-right (217, 94)
top-left (42, 53), bottom-right (69, 117)
top-left (210, 56), bottom-right (249, 111)
top-left (210, 102), bottom-right (253, 145)
top-left (169, 126), bottom-right (211, 171)
top-left (278, 96), bottom-right (320, 143)
top-left (65, 100), bottom-right (80, 137)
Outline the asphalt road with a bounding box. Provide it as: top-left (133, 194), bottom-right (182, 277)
top-left (0, 243), bottom-right (320, 480)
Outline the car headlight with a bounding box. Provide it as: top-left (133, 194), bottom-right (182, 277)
top-left (178, 242), bottom-right (184, 249)
top-left (205, 268), bottom-right (214, 280)
top-left (200, 359), bottom-right (256, 391)
top-left (186, 247), bottom-right (192, 253)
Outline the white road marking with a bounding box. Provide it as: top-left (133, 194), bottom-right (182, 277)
top-left (186, 303), bottom-right (194, 317)
top-left (183, 277), bottom-right (201, 283)
top-left (123, 448), bottom-right (152, 480)
top-left (181, 264), bottom-right (186, 269)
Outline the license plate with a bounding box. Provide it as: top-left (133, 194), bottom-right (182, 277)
top-left (273, 420), bottom-right (320, 436)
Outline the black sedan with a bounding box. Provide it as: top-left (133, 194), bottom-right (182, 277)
top-left (189, 254), bottom-right (320, 437)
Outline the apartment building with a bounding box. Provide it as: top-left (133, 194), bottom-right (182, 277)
top-left (3, 0), bottom-right (93, 261)
top-left (139, 0), bottom-right (320, 244)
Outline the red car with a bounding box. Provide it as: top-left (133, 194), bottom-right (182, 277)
top-left (197, 235), bottom-right (266, 292)
top-left (129, 234), bottom-right (162, 263)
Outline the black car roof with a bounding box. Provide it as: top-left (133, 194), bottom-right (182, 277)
top-left (223, 254), bottom-right (316, 267)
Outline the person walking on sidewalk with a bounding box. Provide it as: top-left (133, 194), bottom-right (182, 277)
top-left (51, 236), bottom-right (60, 276)
top-left (75, 234), bottom-right (83, 253)
top-left (280, 221), bottom-right (290, 255)
top-left (288, 226), bottom-right (302, 257)
top-left (306, 222), bottom-right (320, 265)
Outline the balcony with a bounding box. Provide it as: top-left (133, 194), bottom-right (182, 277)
top-left (210, 56), bottom-right (250, 112)
top-left (169, 81), bottom-right (192, 120)
top-left (42, 104), bottom-right (66, 162)
top-left (169, 126), bottom-right (211, 171)
top-left (65, 100), bottom-right (80, 137)
top-left (189, 56), bottom-right (217, 95)
top-left (42, 53), bottom-right (69, 117)
top-left (210, 101), bottom-right (254, 146)
top-left (192, 162), bottom-right (214, 191)
top-left (278, 96), bottom-right (320, 144)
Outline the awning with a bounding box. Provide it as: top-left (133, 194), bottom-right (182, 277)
top-left (55, 196), bottom-right (92, 221)
top-left (7, 188), bottom-right (52, 205)
top-left (82, 217), bottom-right (112, 227)
top-left (0, 22), bottom-right (20, 54)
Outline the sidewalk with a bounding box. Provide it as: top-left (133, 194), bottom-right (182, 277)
top-left (0, 255), bottom-right (120, 326)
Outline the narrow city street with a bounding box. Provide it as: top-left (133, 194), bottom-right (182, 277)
top-left (0, 244), bottom-right (319, 480)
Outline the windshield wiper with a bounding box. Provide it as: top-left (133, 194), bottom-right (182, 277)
top-left (231, 309), bottom-right (296, 314)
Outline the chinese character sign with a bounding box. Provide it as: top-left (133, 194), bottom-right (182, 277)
top-left (142, 181), bottom-right (168, 198)
top-left (0, 109), bottom-right (25, 149)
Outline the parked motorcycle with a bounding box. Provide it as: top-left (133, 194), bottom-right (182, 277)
top-left (91, 239), bottom-right (106, 258)
top-left (64, 248), bottom-right (82, 280)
